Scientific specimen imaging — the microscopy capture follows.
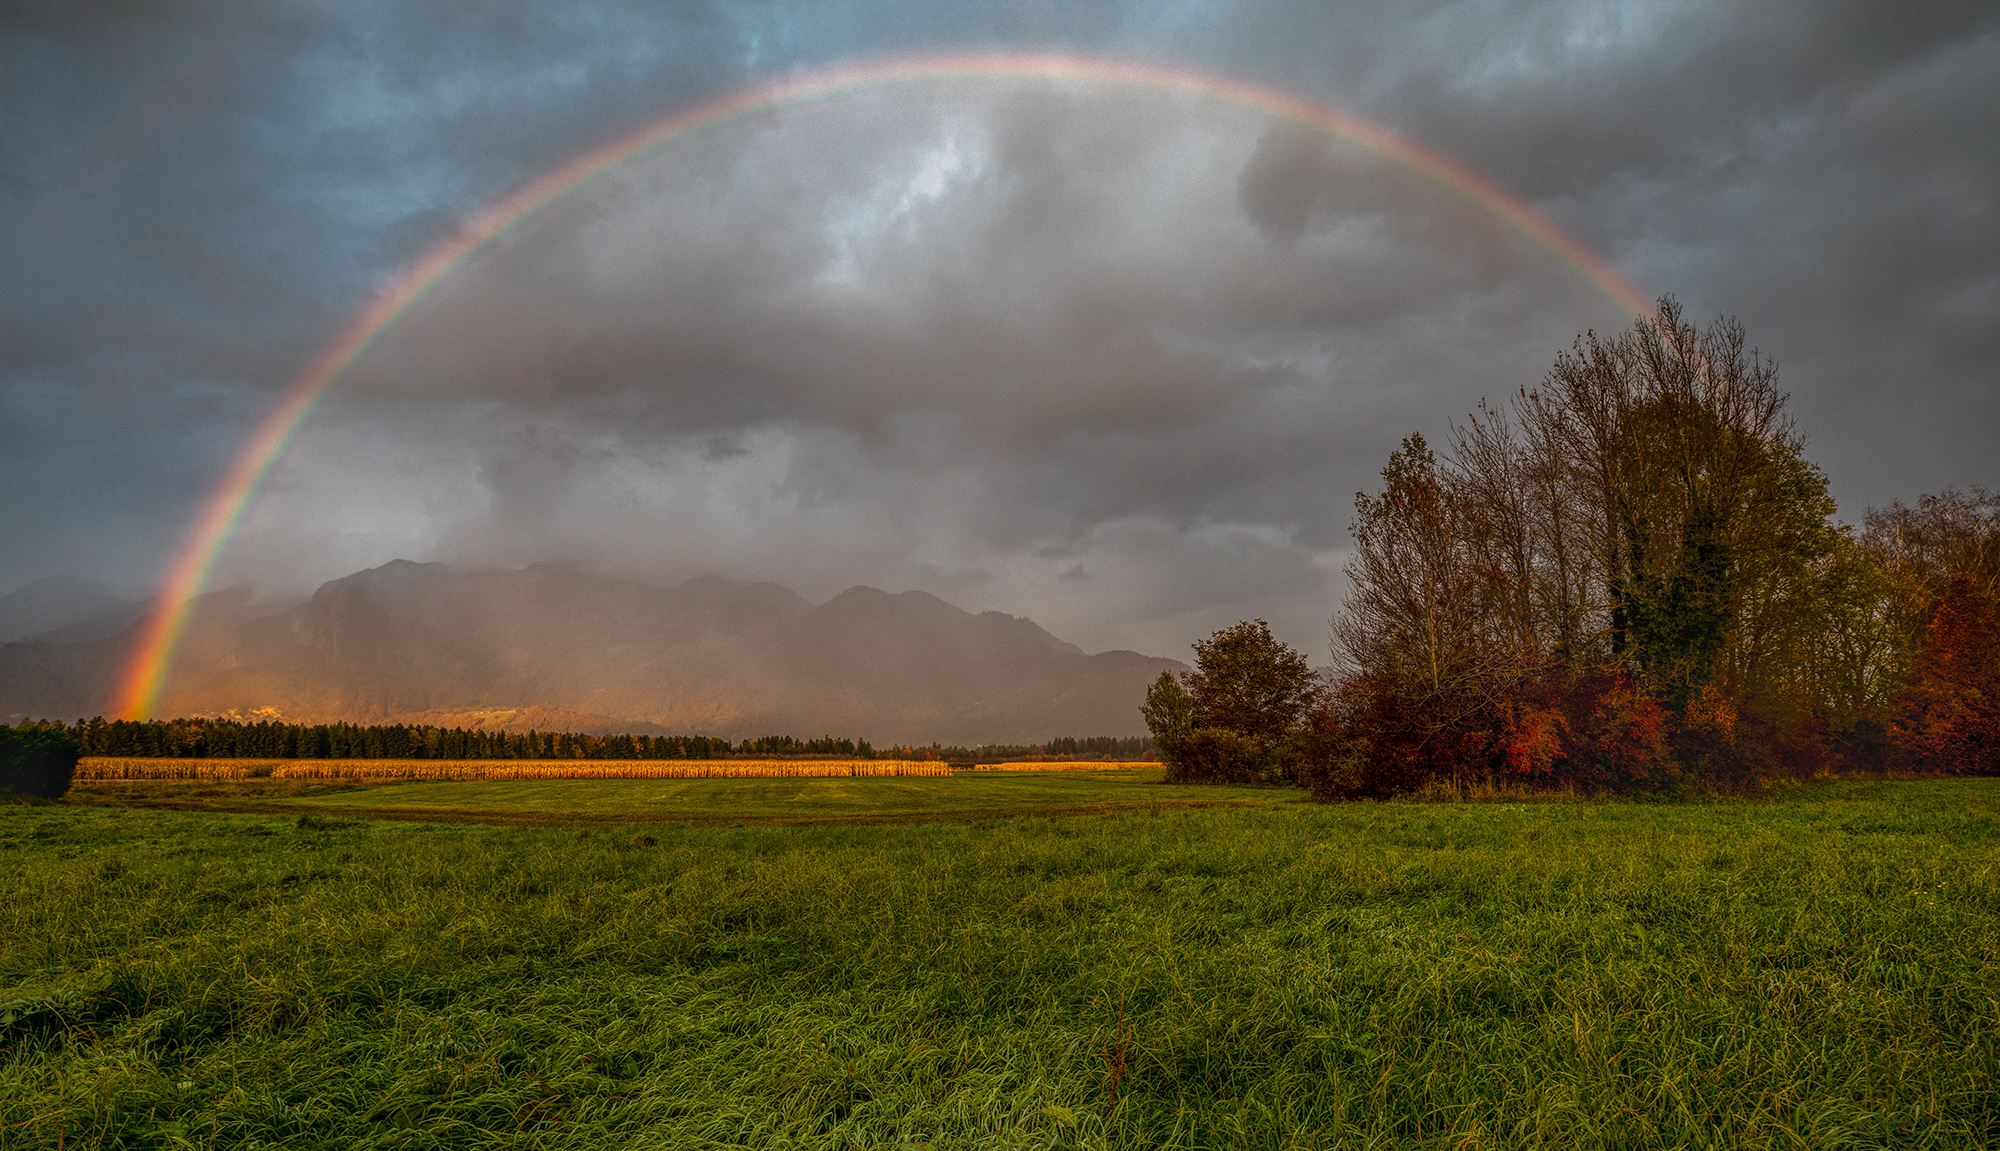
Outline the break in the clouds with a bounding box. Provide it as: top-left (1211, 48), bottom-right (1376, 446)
top-left (3, 1), bottom-right (1996, 661)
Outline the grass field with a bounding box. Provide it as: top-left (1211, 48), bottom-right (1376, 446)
top-left (2, 777), bottom-right (1997, 1148)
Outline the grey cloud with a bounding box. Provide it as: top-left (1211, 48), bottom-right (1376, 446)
top-left (3, 0), bottom-right (1995, 663)
top-left (217, 82), bottom-right (1621, 653)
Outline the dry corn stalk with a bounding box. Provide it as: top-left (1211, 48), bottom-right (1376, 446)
top-left (76, 757), bottom-right (951, 781)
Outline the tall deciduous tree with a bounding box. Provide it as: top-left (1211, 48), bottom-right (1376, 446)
top-left (1521, 297), bottom-right (1803, 704)
top-left (1186, 619), bottom-right (1318, 742)
top-left (1319, 297), bottom-right (1883, 796)
top-left (1140, 671), bottom-right (1194, 764)
top-left (0, 724), bottom-right (80, 798)
top-left (1144, 620), bottom-right (1317, 784)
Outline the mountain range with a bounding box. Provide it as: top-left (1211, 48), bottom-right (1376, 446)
top-left (0, 561), bottom-right (1184, 744)
top-left (0, 575), bottom-right (138, 644)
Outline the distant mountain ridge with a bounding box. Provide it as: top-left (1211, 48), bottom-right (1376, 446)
top-left (0, 562), bottom-right (1184, 744)
top-left (0, 576), bottom-right (136, 644)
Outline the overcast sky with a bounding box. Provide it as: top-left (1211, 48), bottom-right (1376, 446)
top-left (3, 1), bottom-right (1995, 659)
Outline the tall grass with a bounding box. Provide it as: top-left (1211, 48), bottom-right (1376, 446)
top-left (2, 779), bottom-right (1995, 1147)
top-left (74, 756), bottom-right (950, 781)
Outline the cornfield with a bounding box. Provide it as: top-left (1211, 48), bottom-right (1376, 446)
top-left (75, 758), bottom-right (952, 781)
top-left (75, 759), bottom-right (282, 781)
top-left (971, 761), bottom-right (1154, 772)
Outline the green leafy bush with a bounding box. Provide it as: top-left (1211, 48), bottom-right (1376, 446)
top-left (0, 724), bottom-right (82, 798)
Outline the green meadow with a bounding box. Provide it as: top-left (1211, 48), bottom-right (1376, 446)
top-left (2, 777), bottom-right (1997, 1149)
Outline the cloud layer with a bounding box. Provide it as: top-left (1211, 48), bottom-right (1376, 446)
top-left (3, 1), bottom-right (1995, 661)
top-left (232, 84), bottom-right (1622, 653)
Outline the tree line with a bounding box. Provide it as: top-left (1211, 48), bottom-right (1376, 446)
top-left (18, 718), bottom-right (852, 761)
top-left (1147, 298), bottom-right (1999, 796)
top-left (1, 716), bottom-right (1153, 769)
top-left (970, 735), bottom-right (1155, 762)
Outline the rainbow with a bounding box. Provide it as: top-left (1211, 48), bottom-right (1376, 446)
top-left (113, 52), bottom-right (1653, 720)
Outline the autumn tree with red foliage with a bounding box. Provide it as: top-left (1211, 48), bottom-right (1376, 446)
top-left (1890, 576), bottom-right (2000, 775)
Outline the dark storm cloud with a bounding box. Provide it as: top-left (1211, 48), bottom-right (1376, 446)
top-left (1228, 0), bottom-right (2000, 510)
top-left (3, 1), bottom-right (1995, 659)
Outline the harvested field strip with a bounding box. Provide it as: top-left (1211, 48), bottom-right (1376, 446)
top-left (70, 795), bottom-right (1271, 827)
top-left (75, 757), bottom-right (950, 781)
top-left (63, 769), bottom-right (1299, 826)
top-left (971, 760), bottom-right (1154, 771)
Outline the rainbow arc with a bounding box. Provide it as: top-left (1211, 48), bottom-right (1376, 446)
top-left (115, 52), bottom-right (1651, 720)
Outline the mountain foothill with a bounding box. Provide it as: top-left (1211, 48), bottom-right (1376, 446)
top-left (0, 562), bottom-right (1184, 745)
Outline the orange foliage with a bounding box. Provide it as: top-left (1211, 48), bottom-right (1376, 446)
top-left (1495, 701), bottom-right (1566, 776)
top-left (1891, 576), bottom-right (2000, 775)
top-left (1683, 684), bottom-right (1737, 736)
top-left (1299, 669), bottom-right (1678, 799)
top-left (1559, 674), bottom-right (1676, 790)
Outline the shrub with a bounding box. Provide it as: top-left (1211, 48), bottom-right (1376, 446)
top-left (1295, 675), bottom-right (1432, 800)
top-left (1169, 728), bottom-right (1296, 785)
top-left (1299, 670), bottom-right (1684, 799)
top-left (1563, 674), bottom-right (1676, 791)
top-left (0, 725), bottom-right (82, 799)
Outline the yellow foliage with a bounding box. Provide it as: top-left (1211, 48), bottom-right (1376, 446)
top-left (76, 758), bottom-right (951, 781)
